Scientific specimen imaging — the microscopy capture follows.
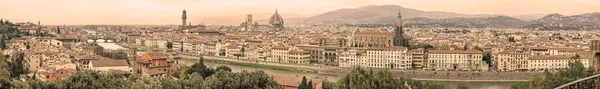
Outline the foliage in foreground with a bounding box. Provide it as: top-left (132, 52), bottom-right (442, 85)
top-left (0, 57), bottom-right (281, 89)
top-left (511, 59), bottom-right (600, 89)
top-left (335, 68), bottom-right (447, 89)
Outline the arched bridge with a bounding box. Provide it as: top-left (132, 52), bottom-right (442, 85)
top-left (554, 73), bottom-right (600, 89)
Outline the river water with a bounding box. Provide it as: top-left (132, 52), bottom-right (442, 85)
top-left (180, 59), bottom-right (519, 89)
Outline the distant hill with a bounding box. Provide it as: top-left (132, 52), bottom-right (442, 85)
top-left (511, 14), bottom-right (548, 21)
top-left (301, 5), bottom-right (502, 25)
top-left (405, 16), bottom-right (527, 28)
top-left (524, 12), bottom-right (600, 30)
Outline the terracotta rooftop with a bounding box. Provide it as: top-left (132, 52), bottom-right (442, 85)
top-left (90, 60), bottom-right (129, 67)
top-left (270, 74), bottom-right (323, 89)
top-left (429, 50), bottom-right (483, 54)
top-left (144, 52), bottom-right (168, 60)
top-left (530, 55), bottom-right (587, 60)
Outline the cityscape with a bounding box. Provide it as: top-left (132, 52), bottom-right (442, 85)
top-left (1, 0), bottom-right (600, 89)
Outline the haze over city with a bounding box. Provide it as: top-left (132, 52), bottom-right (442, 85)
top-left (2, 0), bottom-right (600, 25)
top-left (2, 0), bottom-right (600, 89)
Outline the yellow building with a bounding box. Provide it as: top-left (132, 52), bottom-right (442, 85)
top-left (288, 51), bottom-right (310, 64)
top-left (495, 52), bottom-right (529, 71)
top-left (427, 50), bottom-right (485, 71)
top-left (409, 48), bottom-right (427, 69)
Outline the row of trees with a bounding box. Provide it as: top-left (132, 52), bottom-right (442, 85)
top-left (0, 57), bottom-right (281, 89)
top-left (511, 57), bottom-right (600, 89)
top-left (330, 68), bottom-right (447, 89)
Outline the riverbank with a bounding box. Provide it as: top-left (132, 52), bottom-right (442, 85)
top-left (204, 59), bottom-right (301, 72)
top-left (181, 55), bottom-right (538, 82)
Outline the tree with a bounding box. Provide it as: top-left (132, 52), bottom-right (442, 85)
top-left (166, 42), bottom-right (173, 49)
top-left (339, 68), bottom-right (446, 89)
top-left (1, 35), bottom-right (6, 50)
top-left (233, 53), bottom-right (245, 61)
top-left (203, 71), bottom-right (280, 89)
top-left (298, 76), bottom-right (309, 89)
top-left (463, 45), bottom-right (468, 50)
top-left (186, 57), bottom-right (215, 78)
top-left (216, 66), bottom-right (232, 72)
top-left (56, 26), bottom-right (61, 34)
top-left (511, 58), bottom-right (598, 89)
top-left (308, 80), bottom-right (313, 89)
top-left (7, 53), bottom-right (28, 78)
top-left (508, 37), bottom-right (516, 43)
top-left (482, 52), bottom-right (492, 67)
top-left (338, 68), bottom-right (406, 89)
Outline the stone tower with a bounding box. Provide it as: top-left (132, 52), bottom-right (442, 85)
top-left (182, 9), bottom-right (187, 26)
top-left (393, 9), bottom-right (407, 47)
top-left (590, 40), bottom-right (600, 70)
top-left (129, 47), bottom-right (139, 74)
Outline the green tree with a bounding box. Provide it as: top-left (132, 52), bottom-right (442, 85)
top-left (508, 37), bottom-right (516, 43)
top-left (186, 57), bottom-right (214, 78)
top-left (511, 57), bottom-right (598, 89)
top-left (7, 53), bottom-right (28, 78)
top-left (338, 68), bottom-right (406, 89)
top-left (308, 80), bottom-right (313, 89)
top-left (0, 35), bottom-right (6, 50)
top-left (233, 53), bottom-right (245, 61)
top-left (482, 52), bottom-right (492, 67)
top-left (216, 66), bottom-right (232, 72)
top-left (339, 68), bottom-right (446, 89)
top-left (204, 71), bottom-right (280, 89)
top-left (298, 76), bottom-right (308, 89)
top-left (166, 42), bottom-right (173, 49)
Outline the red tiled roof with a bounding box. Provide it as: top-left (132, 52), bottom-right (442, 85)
top-left (530, 55), bottom-right (587, 60)
top-left (90, 59), bottom-right (129, 67)
top-left (429, 50), bottom-right (483, 54)
top-left (145, 52), bottom-right (168, 60)
top-left (270, 74), bottom-right (323, 89)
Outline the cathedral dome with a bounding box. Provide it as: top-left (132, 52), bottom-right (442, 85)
top-left (269, 9), bottom-right (284, 25)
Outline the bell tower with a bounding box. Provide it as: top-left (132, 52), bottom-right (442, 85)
top-left (393, 9), bottom-right (406, 47)
top-left (182, 9), bottom-right (187, 26)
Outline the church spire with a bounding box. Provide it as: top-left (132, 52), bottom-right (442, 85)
top-left (396, 9), bottom-right (403, 28)
top-left (275, 8), bottom-right (278, 13)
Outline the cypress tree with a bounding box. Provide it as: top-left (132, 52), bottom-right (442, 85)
top-left (0, 35), bottom-right (6, 50)
top-left (308, 80), bottom-right (313, 89)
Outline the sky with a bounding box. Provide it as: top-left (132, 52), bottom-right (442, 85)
top-left (1, 0), bottom-right (599, 25)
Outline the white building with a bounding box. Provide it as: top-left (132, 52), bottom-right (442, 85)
top-left (495, 52), bottom-right (529, 71)
top-left (528, 55), bottom-right (589, 70)
top-left (339, 47), bottom-right (412, 69)
top-left (428, 50), bottom-right (487, 71)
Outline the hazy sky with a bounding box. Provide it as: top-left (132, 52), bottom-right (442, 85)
top-left (1, 0), bottom-right (599, 25)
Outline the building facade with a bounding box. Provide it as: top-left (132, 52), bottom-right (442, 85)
top-left (428, 50), bottom-right (486, 70)
top-left (495, 52), bottom-right (529, 71)
top-left (339, 47), bottom-right (412, 69)
top-left (529, 55), bottom-right (589, 70)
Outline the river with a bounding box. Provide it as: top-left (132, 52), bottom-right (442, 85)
top-left (180, 59), bottom-right (519, 89)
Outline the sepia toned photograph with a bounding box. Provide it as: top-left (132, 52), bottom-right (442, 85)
top-left (1, 0), bottom-right (599, 89)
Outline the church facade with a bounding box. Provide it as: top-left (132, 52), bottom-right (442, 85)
top-left (350, 9), bottom-right (409, 48)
